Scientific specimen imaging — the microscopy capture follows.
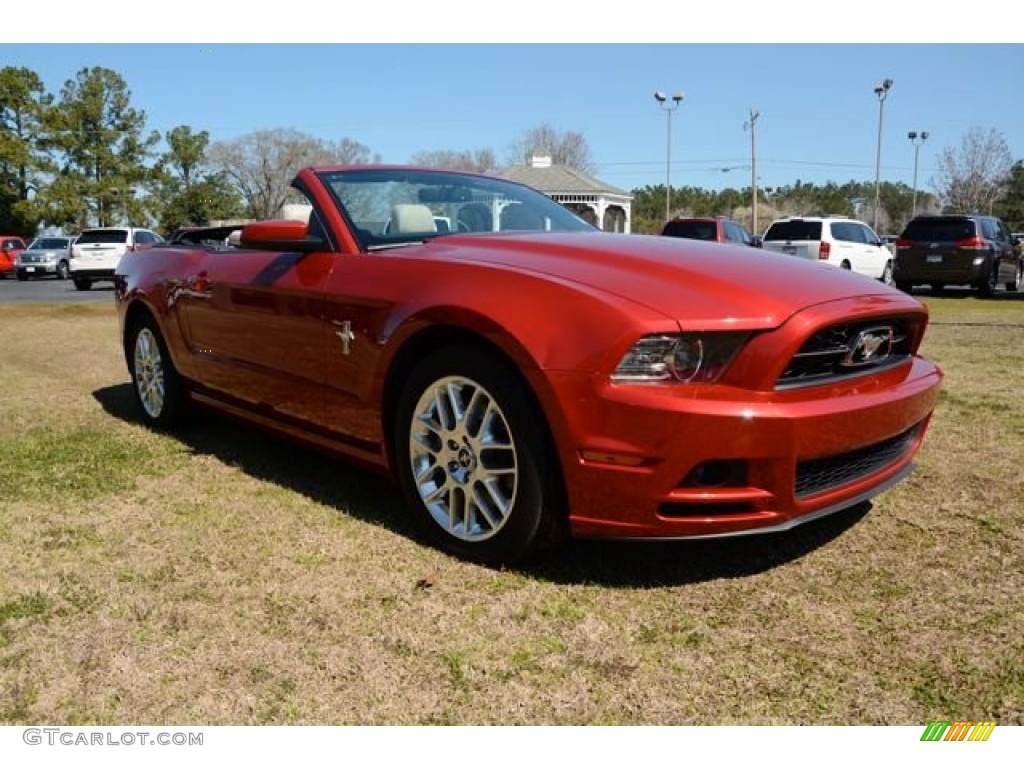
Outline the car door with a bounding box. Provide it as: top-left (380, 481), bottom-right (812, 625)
top-left (726, 221), bottom-right (755, 247)
top-left (828, 222), bottom-right (861, 271)
top-left (854, 222), bottom-right (888, 279)
top-left (989, 219), bottom-right (1015, 284)
top-left (177, 210), bottom-right (335, 425)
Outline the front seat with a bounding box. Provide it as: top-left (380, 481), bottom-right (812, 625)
top-left (390, 204), bottom-right (437, 234)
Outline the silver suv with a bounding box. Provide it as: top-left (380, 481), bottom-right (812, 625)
top-left (69, 227), bottom-right (164, 290)
top-left (16, 236), bottom-right (74, 280)
top-left (761, 216), bottom-right (894, 284)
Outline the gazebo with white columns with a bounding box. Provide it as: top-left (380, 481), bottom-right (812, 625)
top-left (500, 155), bottom-right (633, 233)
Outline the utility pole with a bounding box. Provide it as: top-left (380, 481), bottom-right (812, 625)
top-left (745, 109), bottom-right (761, 235)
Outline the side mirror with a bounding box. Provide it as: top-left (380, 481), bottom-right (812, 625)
top-left (240, 220), bottom-right (326, 253)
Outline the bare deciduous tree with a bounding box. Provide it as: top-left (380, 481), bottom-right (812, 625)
top-left (208, 129), bottom-right (377, 219)
top-left (932, 127), bottom-right (1013, 214)
top-left (507, 123), bottom-right (595, 173)
top-left (409, 148), bottom-right (497, 173)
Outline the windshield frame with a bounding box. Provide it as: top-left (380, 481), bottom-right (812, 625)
top-left (316, 167), bottom-right (595, 251)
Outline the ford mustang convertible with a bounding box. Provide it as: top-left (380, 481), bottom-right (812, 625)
top-left (114, 166), bottom-right (942, 564)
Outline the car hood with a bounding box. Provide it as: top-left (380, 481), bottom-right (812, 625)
top-left (422, 232), bottom-right (898, 329)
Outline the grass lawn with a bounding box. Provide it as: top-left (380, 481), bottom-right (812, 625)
top-left (0, 295), bottom-right (1021, 725)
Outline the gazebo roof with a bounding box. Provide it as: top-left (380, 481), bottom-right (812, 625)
top-left (501, 156), bottom-right (632, 198)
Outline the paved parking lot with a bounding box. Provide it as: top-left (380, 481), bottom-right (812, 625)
top-left (0, 276), bottom-right (114, 304)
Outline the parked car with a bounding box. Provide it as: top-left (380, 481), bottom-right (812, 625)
top-left (0, 236), bottom-right (28, 278)
top-left (761, 216), bottom-right (894, 284)
top-left (114, 166), bottom-right (942, 565)
top-left (661, 216), bottom-right (759, 247)
top-left (69, 227), bottom-right (164, 290)
top-left (16, 236), bottom-right (74, 280)
top-left (893, 215), bottom-right (1021, 296)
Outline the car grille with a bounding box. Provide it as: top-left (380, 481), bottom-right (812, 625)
top-left (22, 254), bottom-right (44, 263)
top-left (795, 424), bottom-right (921, 498)
top-left (777, 318), bottom-right (913, 389)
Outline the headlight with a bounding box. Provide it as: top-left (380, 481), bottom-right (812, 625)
top-left (612, 332), bottom-right (750, 383)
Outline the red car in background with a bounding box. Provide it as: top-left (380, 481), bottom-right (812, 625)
top-left (661, 216), bottom-right (760, 247)
top-left (0, 236), bottom-right (28, 278)
top-left (114, 166), bottom-right (942, 565)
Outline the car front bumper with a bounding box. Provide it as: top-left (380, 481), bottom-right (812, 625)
top-left (17, 263), bottom-right (58, 277)
top-left (542, 356), bottom-right (941, 540)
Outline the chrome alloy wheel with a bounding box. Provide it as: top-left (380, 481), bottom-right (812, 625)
top-left (408, 376), bottom-right (518, 542)
top-left (133, 327), bottom-right (166, 419)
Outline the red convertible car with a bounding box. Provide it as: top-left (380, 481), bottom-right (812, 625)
top-left (114, 166), bottom-right (942, 564)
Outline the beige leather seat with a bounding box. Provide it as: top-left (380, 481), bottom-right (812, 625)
top-left (390, 204), bottom-right (437, 234)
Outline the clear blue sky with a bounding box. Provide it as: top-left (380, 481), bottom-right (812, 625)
top-left (6, 14), bottom-right (1023, 196)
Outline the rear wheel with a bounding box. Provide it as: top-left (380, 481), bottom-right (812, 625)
top-left (1006, 260), bottom-right (1022, 292)
top-left (976, 261), bottom-right (999, 297)
top-left (73, 277), bottom-right (91, 291)
top-left (880, 260), bottom-right (894, 285)
top-left (127, 314), bottom-right (188, 429)
top-left (394, 346), bottom-right (562, 565)
top-left (895, 281), bottom-right (913, 293)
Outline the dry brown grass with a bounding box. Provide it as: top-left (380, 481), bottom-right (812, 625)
top-left (0, 298), bottom-right (1021, 725)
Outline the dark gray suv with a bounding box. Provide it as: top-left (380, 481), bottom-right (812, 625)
top-left (893, 215), bottom-right (1022, 296)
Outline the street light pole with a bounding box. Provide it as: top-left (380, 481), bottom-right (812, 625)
top-left (908, 130), bottom-right (929, 217)
top-left (654, 90), bottom-right (684, 222)
top-left (872, 78), bottom-right (893, 232)
top-left (746, 109), bottom-right (760, 235)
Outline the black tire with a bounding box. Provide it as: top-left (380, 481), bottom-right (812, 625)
top-left (840, 260), bottom-right (852, 270)
top-left (16, 271), bottom-right (27, 282)
top-left (126, 314), bottom-right (188, 429)
top-left (57, 261), bottom-right (69, 280)
top-left (73, 277), bottom-right (91, 291)
top-left (975, 261), bottom-right (999, 298)
top-left (895, 281), bottom-right (914, 294)
top-left (1006, 260), bottom-right (1022, 292)
top-left (880, 260), bottom-right (894, 286)
top-left (393, 346), bottom-right (561, 565)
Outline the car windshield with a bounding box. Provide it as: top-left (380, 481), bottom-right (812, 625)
top-left (27, 238), bottom-right (70, 250)
top-left (901, 218), bottom-right (975, 241)
top-left (764, 221), bottom-right (823, 241)
top-left (317, 168), bottom-right (594, 250)
top-left (662, 220), bottom-right (718, 240)
top-left (77, 229), bottom-right (128, 245)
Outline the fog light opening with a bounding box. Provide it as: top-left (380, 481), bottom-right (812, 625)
top-left (681, 460), bottom-right (749, 488)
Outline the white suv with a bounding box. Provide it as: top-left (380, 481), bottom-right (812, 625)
top-left (69, 227), bottom-right (164, 290)
top-left (761, 216), bottom-right (894, 284)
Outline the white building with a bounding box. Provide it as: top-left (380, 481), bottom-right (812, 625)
top-left (501, 155), bottom-right (633, 234)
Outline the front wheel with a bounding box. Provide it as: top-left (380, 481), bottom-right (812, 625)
top-left (57, 261), bottom-right (69, 280)
top-left (73, 277), bottom-right (91, 291)
top-left (127, 315), bottom-right (188, 429)
top-left (393, 346), bottom-right (561, 565)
